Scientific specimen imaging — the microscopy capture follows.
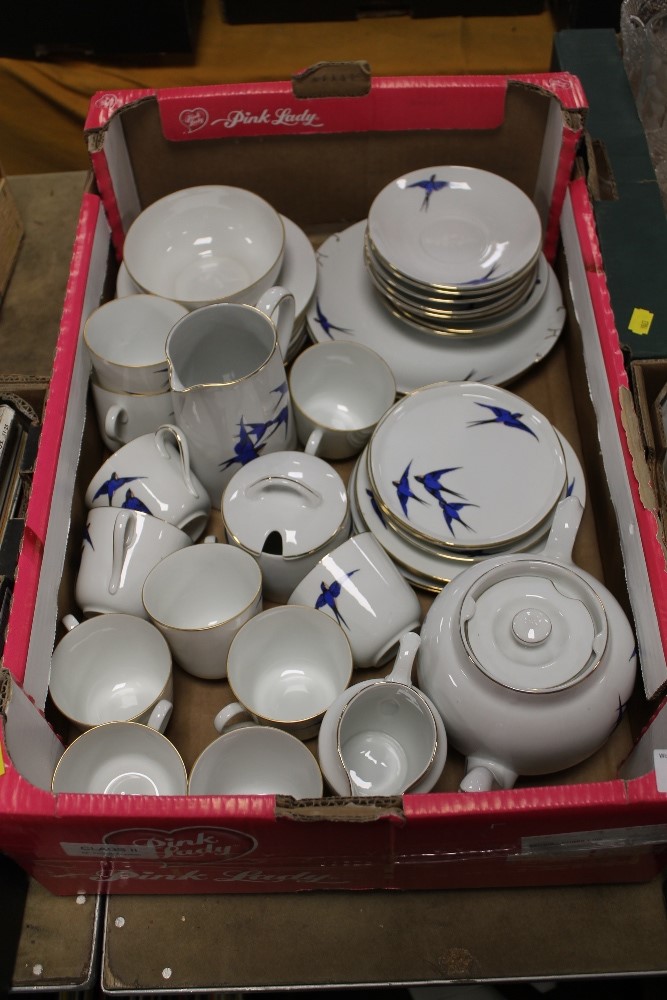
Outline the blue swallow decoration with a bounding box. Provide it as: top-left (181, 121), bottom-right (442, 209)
top-left (467, 403), bottom-right (538, 440)
top-left (566, 477), bottom-right (575, 498)
top-left (219, 417), bottom-right (268, 471)
top-left (314, 570), bottom-right (360, 629)
top-left (406, 173), bottom-right (449, 211)
top-left (313, 299), bottom-right (352, 339)
top-left (93, 472), bottom-right (146, 505)
top-left (435, 498), bottom-right (477, 536)
top-left (82, 522), bottom-right (94, 549)
top-left (271, 381), bottom-right (288, 410)
top-left (366, 488), bottom-right (387, 528)
top-left (461, 263), bottom-right (501, 286)
top-left (120, 489), bottom-right (152, 515)
top-left (392, 461), bottom-right (428, 519)
top-left (414, 467), bottom-right (467, 502)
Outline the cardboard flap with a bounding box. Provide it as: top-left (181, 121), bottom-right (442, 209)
top-left (291, 61), bottom-right (372, 99)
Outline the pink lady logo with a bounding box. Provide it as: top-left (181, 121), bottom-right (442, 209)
top-left (179, 107), bottom-right (210, 133)
top-left (103, 826), bottom-right (258, 861)
top-left (95, 93), bottom-right (122, 113)
top-left (178, 105), bottom-right (323, 135)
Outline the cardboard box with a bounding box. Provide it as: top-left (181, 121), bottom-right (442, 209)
top-left (2, 70), bottom-right (667, 898)
top-left (0, 170), bottom-right (23, 308)
top-left (552, 29), bottom-right (667, 361)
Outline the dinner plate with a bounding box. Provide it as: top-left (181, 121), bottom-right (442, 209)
top-left (367, 166), bottom-right (543, 290)
top-left (366, 382), bottom-right (567, 553)
top-left (352, 431), bottom-right (586, 588)
top-left (306, 221), bottom-right (565, 393)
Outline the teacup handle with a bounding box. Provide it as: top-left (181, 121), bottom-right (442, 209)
top-left (62, 613), bottom-right (80, 632)
top-left (109, 509), bottom-right (137, 595)
top-left (155, 423), bottom-right (200, 498)
top-left (104, 404), bottom-right (128, 443)
top-left (214, 702), bottom-right (253, 734)
top-left (385, 631), bottom-right (421, 685)
top-left (304, 428), bottom-right (324, 456)
top-left (255, 285), bottom-right (295, 359)
top-left (147, 699), bottom-right (173, 734)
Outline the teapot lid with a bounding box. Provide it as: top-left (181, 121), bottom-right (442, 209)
top-left (222, 450), bottom-right (348, 558)
top-left (459, 559), bottom-right (609, 693)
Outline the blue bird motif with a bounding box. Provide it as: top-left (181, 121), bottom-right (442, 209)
top-left (120, 489), bottom-right (152, 515)
top-left (366, 488), bottom-right (387, 528)
top-left (436, 498), bottom-right (477, 536)
top-left (614, 693), bottom-right (632, 730)
top-left (414, 467), bottom-right (468, 502)
top-left (219, 417), bottom-right (267, 471)
top-left (270, 382), bottom-right (288, 410)
top-left (461, 263), bottom-right (501, 285)
top-left (392, 461), bottom-right (428, 519)
top-left (313, 299), bottom-right (352, 339)
top-left (265, 404), bottom-right (290, 441)
top-left (406, 173), bottom-right (449, 211)
top-left (314, 570), bottom-right (359, 629)
top-left (467, 403), bottom-right (538, 440)
top-left (566, 477), bottom-right (575, 498)
top-left (82, 522), bottom-right (94, 549)
top-left (93, 472), bottom-right (146, 505)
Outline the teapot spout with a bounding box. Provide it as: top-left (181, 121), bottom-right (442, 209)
top-left (460, 758), bottom-right (518, 792)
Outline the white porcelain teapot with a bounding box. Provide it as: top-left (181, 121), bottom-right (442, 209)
top-left (417, 496), bottom-right (637, 792)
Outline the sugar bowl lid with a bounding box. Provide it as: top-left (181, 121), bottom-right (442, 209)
top-left (222, 450), bottom-right (348, 559)
top-left (459, 559), bottom-right (609, 693)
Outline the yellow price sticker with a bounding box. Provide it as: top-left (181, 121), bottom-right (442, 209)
top-left (629, 308), bottom-right (654, 336)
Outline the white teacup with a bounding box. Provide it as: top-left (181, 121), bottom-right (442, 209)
top-left (188, 725), bottom-right (323, 798)
top-left (52, 722), bottom-right (187, 796)
top-left (85, 424), bottom-right (211, 541)
top-left (49, 613), bottom-right (173, 731)
top-left (289, 341), bottom-right (396, 460)
top-left (288, 532), bottom-right (422, 669)
top-left (90, 380), bottom-right (176, 452)
top-left (84, 294), bottom-right (188, 394)
top-left (214, 605), bottom-right (353, 740)
top-left (142, 538), bottom-right (263, 680)
top-left (75, 507), bottom-right (192, 618)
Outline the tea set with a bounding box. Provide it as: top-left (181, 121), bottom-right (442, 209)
top-left (49, 172), bottom-right (637, 799)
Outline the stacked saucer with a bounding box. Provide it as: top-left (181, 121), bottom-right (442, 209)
top-left (349, 381), bottom-right (586, 591)
top-left (364, 165), bottom-right (543, 336)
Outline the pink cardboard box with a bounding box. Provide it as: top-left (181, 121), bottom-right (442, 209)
top-left (2, 68), bottom-right (667, 897)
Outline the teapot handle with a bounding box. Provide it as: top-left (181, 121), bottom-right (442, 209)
top-left (155, 423), bottom-right (201, 499)
top-left (255, 285), bottom-right (296, 359)
top-left (542, 495), bottom-right (583, 566)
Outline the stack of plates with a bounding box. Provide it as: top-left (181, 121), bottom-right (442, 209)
top-left (364, 165), bottom-right (544, 337)
top-left (349, 381), bottom-right (587, 592)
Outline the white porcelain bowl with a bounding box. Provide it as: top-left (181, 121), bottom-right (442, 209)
top-left (122, 185), bottom-right (285, 309)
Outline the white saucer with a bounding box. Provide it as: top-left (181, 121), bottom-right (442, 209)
top-left (352, 432), bottom-right (586, 588)
top-left (117, 214), bottom-right (316, 339)
top-left (306, 221), bottom-right (565, 394)
top-left (367, 166), bottom-right (543, 290)
top-left (367, 382), bottom-right (567, 552)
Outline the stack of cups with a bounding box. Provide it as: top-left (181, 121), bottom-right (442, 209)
top-left (83, 294), bottom-right (187, 451)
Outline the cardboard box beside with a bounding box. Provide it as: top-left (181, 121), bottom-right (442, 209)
top-left (2, 71), bottom-right (667, 897)
top-left (0, 170), bottom-right (23, 308)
